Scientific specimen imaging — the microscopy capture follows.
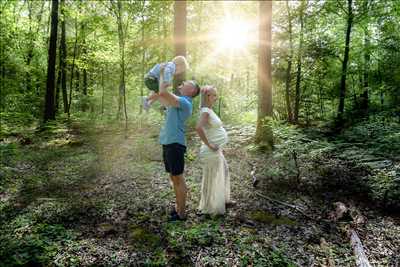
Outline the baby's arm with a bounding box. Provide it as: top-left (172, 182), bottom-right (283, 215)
top-left (147, 92), bottom-right (159, 102)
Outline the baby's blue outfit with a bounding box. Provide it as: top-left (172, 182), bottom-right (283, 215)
top-left (147, 62), bottom-right (176, 84)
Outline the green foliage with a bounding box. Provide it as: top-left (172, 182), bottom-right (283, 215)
top-left (164, 220), bottom-right (222, 250)
top-left (235, 236), bottom-right (296, 267)
top-left (0, 223), bottom-right (76, 266)
top-left (368, 170), bottom-right (400, 207)
top-left (129, 224), bottom-right (161, 249)
top-left (271, 118), bottom-right (400, 209)
top-left (340, 117), bottom-right (400, 158)
top-left (249, 211), bottom-right (297, 226)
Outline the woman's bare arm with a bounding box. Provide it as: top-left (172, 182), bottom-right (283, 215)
top-left (196, 112), bottom-right (219, 151)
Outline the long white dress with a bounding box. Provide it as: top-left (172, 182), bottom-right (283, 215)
top-left (198, 107), bottom-right (230, 215)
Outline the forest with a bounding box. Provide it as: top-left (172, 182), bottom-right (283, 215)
top-left (0, 0), bottom-right (399, 266)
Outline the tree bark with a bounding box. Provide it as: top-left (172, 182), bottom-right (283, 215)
top-left (26, 1), bottom-right (45, 92)
top-left (285, 1), bottom-right (293, 123)
top-left (82, 23), bottom-right (88, 112)
top-left (56, 59), bottom-right (61, 112)
top-left (115, 0), bottom-right (128, 126)
top-left (360, 27), bottom-right (370, 114)
top-left (43, 0), bottom-right (59, 122)
top-left (68, 15), bottom-right (78, 118)
top-left (255, 0), bottom-right (273, 150)
top-left (55, 0), bottom-right (67, 113)
top-left (173, 0), bottom-right (187, 94)
top-left (349, 229), bottom-right (372, 267)
top-left (337, 0), bottom-right (353, 123)
top-left (140, 2), bottom-right (146, 114)
top-left (101, 67), bottom-right (105, 114)
top-left (294, 0), bottom-right (306, 124)
top-left (75, 69), bottom-right (80, 92)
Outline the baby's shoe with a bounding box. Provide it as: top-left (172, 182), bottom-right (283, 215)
top-left (142, 97), bottom-right (150, 111)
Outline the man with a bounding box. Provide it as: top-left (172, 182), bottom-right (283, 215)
top-left (157, 78), bottom-right (200, 220)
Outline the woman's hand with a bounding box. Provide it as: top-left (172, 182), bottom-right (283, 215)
top-left (208, 143), bottom-right (219, 151)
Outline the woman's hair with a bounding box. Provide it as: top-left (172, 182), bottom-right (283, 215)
top-left (200, 85), bottom-right (216, 108)
top-left (173, 56), bottom-right (189, 71)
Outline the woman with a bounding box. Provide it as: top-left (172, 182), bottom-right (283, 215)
top-left (195, 86), bottom-right (231, 215)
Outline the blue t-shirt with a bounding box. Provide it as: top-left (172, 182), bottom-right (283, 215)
top-left (147, 62), bottom-right (176, 84)
top-left (159, 96), bottom-right (193, 146)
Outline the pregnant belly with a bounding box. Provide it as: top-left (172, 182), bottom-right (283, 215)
top-left (207, 127), bottom-right (228, 146)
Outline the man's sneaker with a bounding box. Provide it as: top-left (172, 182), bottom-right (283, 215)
top-left (168, 212), bottom-right (186, 221)
top-left (142, 97), bottom-right (150, 111)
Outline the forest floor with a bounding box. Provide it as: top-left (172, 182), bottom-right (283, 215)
top-left (1, 115), bottom-right (399, 266)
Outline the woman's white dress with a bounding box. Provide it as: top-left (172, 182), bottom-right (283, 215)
top-left (198, 107), bottom-right (230, 215)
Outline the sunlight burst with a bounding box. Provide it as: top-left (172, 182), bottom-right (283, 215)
top-left (216, 19), bottom-right (251, 51)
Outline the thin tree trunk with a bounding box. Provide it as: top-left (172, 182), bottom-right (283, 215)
top-left (55, 0), bottom-right (67, 113)
top-left (60, 0), bottom-right (68, 114)
top-left (26, 1), bottom-right (45, 92)
top-left (75, 69), bottom-right (80, 92)
top-left (140, 3), bottom-right (145, 114)
top-left (378, 68), bottom-right (384, 107)
top-left (285, 1), bottom-right (293, 123)
top-left (56, 62), bottom-right (61, 111)
top-left (360, 27), bottom-right (370, 114)
top-left (338, 0), bottom-right (353, 123)
top-left (43, 0), bottom-right (59, 122)
top-left (255, 0), bottom-right (273, 150)
top-left (82, 23), bottom-right (88, 112)
top-left (294, 0), bottom-right (306, 124)
top-left (101, 67), bottom-right (105, 114)
top-left (116, 0), bottom-right (128, 126)
top-left (173, 0), bottom-right (187, 94)
top-left (68, 15), bottom-right (78, 118)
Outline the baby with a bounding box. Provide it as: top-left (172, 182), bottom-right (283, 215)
top-left (143, 56), bottom-right (189, 110)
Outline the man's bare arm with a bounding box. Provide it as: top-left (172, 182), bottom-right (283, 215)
top-left (158, 65), bottom-right (180, 107)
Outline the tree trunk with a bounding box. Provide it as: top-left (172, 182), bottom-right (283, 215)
top-left (101, 67), bottom-right (105, 114)
top-left (55, 0), bottom-right (67, 113)
top-left (75, 69), bottom-right (80, 92)
top-left (173, 0), bottom-right (186, 94)
top-left (116, 0), bottom-right (128, 126)
top-left (56, 63), bottom-right (61, 112)
top-left (360, 27), bottom-right (370, 114)
top-left (255, 0), bottom-right (273, 150)
top-left (60, 0), bottom-right (68, 114)
top-left (140, 4), bottom-right (145, 114)
top-left (349, 229), bottom-right (372, 267)
top-left (294, 0), bottom-right (306, 124)
top-left (68, 15), bottom-right (78, 118)
top-left (285, 1), bottom-right (293, 123)
top-left (43, 0), bottom-right (59, 122)
top-left (82, 23), bottom-right (88, 112)
top-left (337, 0), bottom-right (353, 123)
top-left (26, 1), bottom-right (45, 92)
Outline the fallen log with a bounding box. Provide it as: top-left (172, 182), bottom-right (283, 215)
top-left (254, 191), bottom-right (315, 220)
top-left (349, 229), bottom-right (372, 267)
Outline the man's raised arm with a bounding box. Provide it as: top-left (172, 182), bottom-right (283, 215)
top-left (158, 65), bottom-right (180, 107)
